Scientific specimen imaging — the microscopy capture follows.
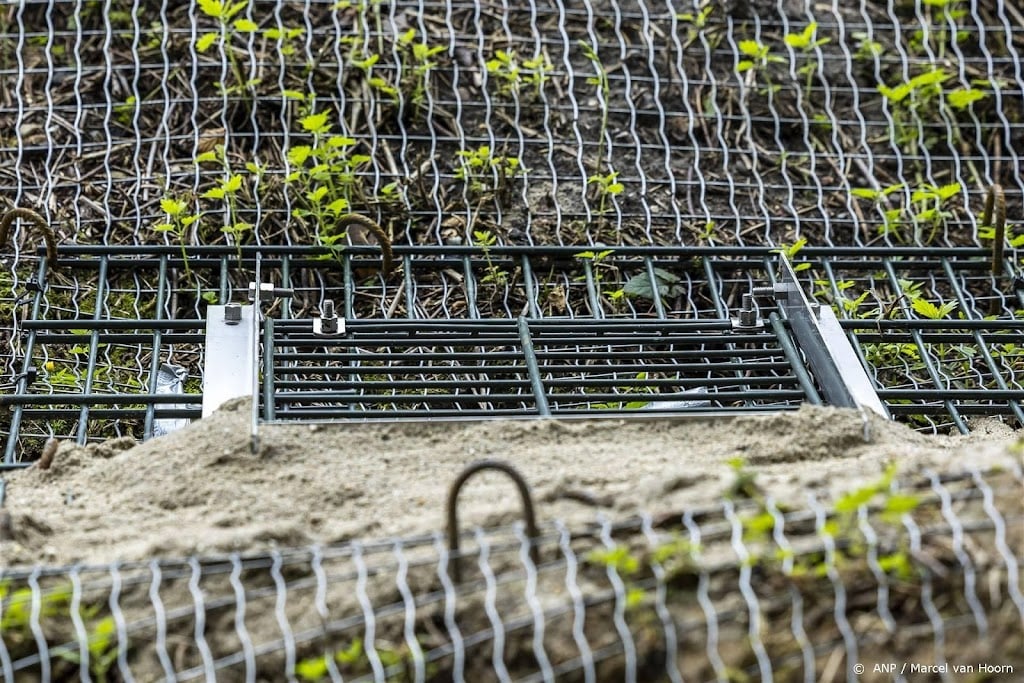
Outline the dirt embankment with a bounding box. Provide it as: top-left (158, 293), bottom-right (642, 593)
top-left (1, 400), bottom-right (1021, 569)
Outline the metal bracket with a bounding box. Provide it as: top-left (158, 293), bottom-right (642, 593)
top-left (313, 299), bottom-right (345, 336)
top-left (754, 254), bottom-right (890, 419)
top-left (202, 303), bottom-right (256, 418)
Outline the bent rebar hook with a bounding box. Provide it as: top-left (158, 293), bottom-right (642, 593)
top-left (446, 459), bottom-right (540, 582)
top-left (0, 207), bottom-right (59, 270)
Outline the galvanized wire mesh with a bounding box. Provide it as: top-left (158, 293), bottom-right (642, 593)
top-left (0, 0), bottom-right (1022, 246)
top-left (1, 463), bottom-right (1021, 681)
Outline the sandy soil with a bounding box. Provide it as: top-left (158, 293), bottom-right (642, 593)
top-left (1, 400), bottom-right (1021, 569)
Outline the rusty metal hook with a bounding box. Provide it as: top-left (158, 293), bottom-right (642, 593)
top-left (446, 459), bottom-right (540, 582)
top-left (0, 207), bottom-right (59, 270)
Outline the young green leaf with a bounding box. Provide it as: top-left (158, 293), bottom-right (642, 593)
top-left (946, 88), bottom-right (986, 110)
top-left (299, 111), bottom-right (331, 134)
top-left (195, 32), bottom-right (219, 52)
top-left (911, 297), bottom-right (957, 320)
top-left (233, 18), bottom-right (258, 32)
top-left (160, 197), bottom-right (187, 216)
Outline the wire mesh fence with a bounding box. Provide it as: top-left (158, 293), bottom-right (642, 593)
top-left (2, 0), bottom-right (1024, 251)
top-left (0, 462), bottom-right (1020, 681)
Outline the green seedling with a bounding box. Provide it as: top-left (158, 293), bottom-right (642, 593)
top-left (877, 67), bottom-right (987, 153)
top-left (396, 28), bottom-right (445, 108)
top-left (725, 456), bottom-right (761, 500)
top-left (736, 38), bottom-right (784, 94)
top-left (772, 237), bottom-right (811, 272)
top-left (454, 145), bottom-right (522, 204)
top-left (851, 32), bottom-right (884, 61)
top-left (587, 170), bottom-right (623, 216)
top-left (296, 639), bottom-right (364, 681)
top-left (471, 229), bottom-right (508, 286)
top-left (348, 51), bottom-right (399, 100)
top-left (911, 0), bottom-right (968, 59)
top-left (852, 182), bottom-right (962, 244)
top-left (579, 41), bottom-right (612, 173)
top-left (263, 24), bottom-right (305, 56)
top-left (56, 616), bottom-right (121, 682)
top-left (195, 144), bottom-right (253, 262)
top-left (784, 22), bottom-right (830, 100)
top-left (154, 195), bottom-right (201, 279)
top-left (195, 0), bottom-right (261, 97)
top-left (586, 545), bottom-right (646, 608)
top-left (286, 106), bottom-right (373, 245)
top-left (591, 371), bottom-right (653, 410)
top-left (910, 297), bottom-right (957, 320)
top-left (485, 49), bottom-right (552, 98)
top-left (574, 249), bottom-right (624, 311)
top-left (675, 1), bottom-right (715, 49)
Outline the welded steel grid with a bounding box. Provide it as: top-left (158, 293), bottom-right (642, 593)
top-left (265, 317), bottom-right (814, 420)
top-left (0, 464), bottom-right (1020, 681)
top-left (3, 244), bottom-right (1023, 465)
top-left (1, 0), bottom-right (1023, 252)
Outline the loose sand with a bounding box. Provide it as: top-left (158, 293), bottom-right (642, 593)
top-left (1, 400), bottom-right (1021, 568)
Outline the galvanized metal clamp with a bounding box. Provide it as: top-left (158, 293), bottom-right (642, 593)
top-left (753, 254), bottom-right (890, 419)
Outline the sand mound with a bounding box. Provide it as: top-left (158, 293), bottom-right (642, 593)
top-left (1, 402), bottom-right (1020, 568)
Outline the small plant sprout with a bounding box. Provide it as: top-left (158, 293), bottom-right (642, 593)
top-left (783, 22), bottom-right (830, 99)
top-left (579, 41), bottom-right (612, 173)
top-left (852, 182), bottom-right (962, 245)
top-left (485, 49), bottom-right (552, 98)
top-left (910, 297), bottom-right (958, 320)
top-left (347, 51), bottom-right (399, 101)
top-left (471, 229), bottom-right (508, 286)
top-left (485, 50), bottom-right (520, 94)
top-left (454, 145), bottom-right (523, 204)
top-left (772, 237), bottom-right (812, 272)
top-left (735, 38), bottom-right (784, 94)
top-left (851, 32), bottom-right (884, 61)
top-left (587, 170), bottom-right (624, 216)
top-left (195, 144), bottom-right (252, 260)
top-left (914, 0), bottom-right (968, 59)
top-left (396, 28), bottom-right (445, 108)
top-left (154, 195), bottom-right (201, 279)
top-left (574, 248), bottom-right (624, 309)
top-left (286, 106), bottom-right (372, 245)
top-left (262, 24), bottom-right (304, 56)
top-left (877, 67), bottom-right (987, 153)
top-left (675, 1), bottom-right (715, 49)
top-left (195, 0), bottom-right (261, 97)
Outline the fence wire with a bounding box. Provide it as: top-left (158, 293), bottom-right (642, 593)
top-left (0, 463), bottom-right (1021, 681)
top-left (1, 0), bottom-right (1023, 252)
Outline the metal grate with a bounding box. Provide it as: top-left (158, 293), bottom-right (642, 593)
top-left (265, 318), bottom-right (813, 420)
top-left (3, 244), bottom-right (1024, 464)
top-left (0, 463), bottom-right (1020, 681)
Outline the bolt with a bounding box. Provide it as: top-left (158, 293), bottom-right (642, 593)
top-left (321, 299), bottom-right (338, 334)
top-left (751, 283), bottom-right (787, 300)
top-left (738, 293), bottom-right (759, 327)
top-left (224, 302), bottom-right (242, 325)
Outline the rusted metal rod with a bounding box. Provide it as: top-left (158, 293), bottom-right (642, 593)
top-left (446, 459), bottom-right (540, 582)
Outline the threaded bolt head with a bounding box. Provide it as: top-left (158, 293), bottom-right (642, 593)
top-left (224, 302), bottom-right (242, 325)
